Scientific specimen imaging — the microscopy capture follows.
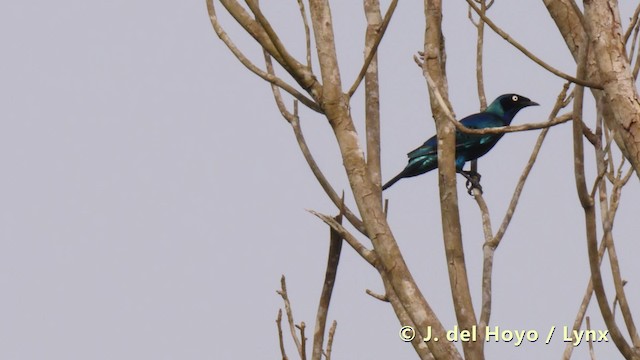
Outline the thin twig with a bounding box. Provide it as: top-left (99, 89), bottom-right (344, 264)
top-left (263, 51), bottom-right (366, 234)
top-left (276, 309), bottom-right (289, 360)
top-left (277, 276), bottom-right (303, 357)
top-left (220, 0), bottom-right (321, 98)
top-left (296, 0), bottom-right (313, 68)
top-left (347, 0), bottom-right (398, 97)
top-left (469, 0), bottom-right (491, 109)
top-left (423, 67), bottom-right (573, 135)
top-left (479, 84), bottom-right (570, 342)
top-left (562, 233), bottom-right (608, 360)
top-left (627, 20), bottom-right (640, 65)
top-left (624, 3), bottom-right (640, 44)
top-left (366, 289), bottom-right (389, 302)
top-left (207, 1), bottom-right (322, 112)
top-left (476, 191), bottom-right (494, 344)
top-left (308, 210), bottom-right (378, 267)
top-left (465, 0), bottom-right (603, 89)
top-left (297, 322), bottom-right (307, 360)
top-left (634, 33), bottom-right (640, 79)
top-left (325, 320), bottom-right (337, 360)
top-left (595, 116), bottom-right (640, 348)
top-left (246, 0), bottom-right (305, 81)
top-left (587, 317), bottom-right (597, 360)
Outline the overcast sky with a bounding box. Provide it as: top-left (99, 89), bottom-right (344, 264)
top-left (1, 1), bottom-right (638, 359)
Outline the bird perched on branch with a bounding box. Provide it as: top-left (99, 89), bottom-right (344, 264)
top-left (382, 94), bottom-right (538, 193)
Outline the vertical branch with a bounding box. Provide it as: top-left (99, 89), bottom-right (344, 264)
top-left (277, 276), bottom-right (304, 357)
top-left (364, 0), bottom-right (383, 190)
top-left (573, 44), bottom-right (637, 359)
top-left (478, 84), bottom-right (570, 344)
top-left (595, 120), bottom-right (640, 347)
top-left (308, 2), bottom-right (461, 359)
top-left (295, 0), bottom-right (313, 68)
top-left (469, 0), bottom-right (491, 109)
top-left (562, 237), bottom-right (607, 360)
top-left (276, 309), bottom-right (289, 360)
top-left (311, 199), bottom-right (344, 360)
top-left (325, 321), bottom-right (337, 360)
top-left (468, 0), bottom-right (491, 176)
top-left (424, 1), bottom-right (480, 359)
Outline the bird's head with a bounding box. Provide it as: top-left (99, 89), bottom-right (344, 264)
top-left (486, 94), bottom-right (538, 124)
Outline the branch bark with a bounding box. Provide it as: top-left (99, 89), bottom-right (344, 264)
top-left (424, 1), bottom-right (480, 359)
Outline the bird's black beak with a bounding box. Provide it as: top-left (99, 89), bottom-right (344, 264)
top-left (526, 100), bottom-right (539, 107)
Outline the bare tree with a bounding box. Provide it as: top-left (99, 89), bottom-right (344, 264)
top-left (208, 1), bottom-right (639, 358)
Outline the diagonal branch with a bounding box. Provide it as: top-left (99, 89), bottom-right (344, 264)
top-left (492, 84), bottom-right (571, 245)
top-left (347, 0), bottom-right (398, 97)
top-left (624, 2), bottom-right (640, 44)
top-left (308, 210), bottom-right (377, 267)
top-left (277, 276), bottom-right (304, 357)
top-left (263, 51), bottom-right (366, 234)
top-left (207, 0), bottom-right (322, 112)
top-left (245, 0), bottom-right (316, 93)
top-left (465, 0), bottom-right (603, 89)
top-left (478, 83), bottom-right (571, 343)
top-left (220, 0), bottom-right (322, 99)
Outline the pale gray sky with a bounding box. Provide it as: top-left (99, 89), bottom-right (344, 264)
top-left (0, 1), bottom-right (638, 359)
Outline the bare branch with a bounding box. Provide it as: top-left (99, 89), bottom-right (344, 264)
top-left (424, 68), bottom-right (573, 136)
top-left (276, 309), bottom-right (289, 360)
top-left (476, 192), bottom-right (494, 342)
top-left (220, 0), bottom-right (322, 98)
top-left (307, 210), bottom-right (378, 267)
top-left (325, 320), bottom-right (337, 360)
top-left (624, 3), bottom-right (640, 44)
top-left (308, 2), bottom-right (460, 358)
top-left (311, 204), bottom-right (344, 360)
top-left (479, 84), bottom-right (571, 342)
top-left (245, 0), bottom-right (308, 85)
top-left (562, 237), bottom-right (606, 360)
top-left (365, 289), bottom-right (389, 302)
top-left (297, 322), bottom-right (307, 360)
top-left (423, 1), bottom-right (479, 358)
top-left (466, 0), bottom-right (603, 89)
top-left (587, 317), bottom-right (597, 360)
top-left (277, 276), bottom-right (303, 357)
top-left (573, 44), bottom-right (637, 358)
top-left (470, 0), bottom-right (489, 109)
top-left (363, 0), bottom-right (383, 190)
top-left (207, 1), bottom-right (322, 112)
top-left (347, 0), bottom-right (398, 97)
top-left (295, 0), bottom-right (313, 68)
top-left (595, 128), bottom-right (640, 347)
top-left (493, 84), bottom-right (571, 245)
top-left (263, 51), bottom-right (366, 234)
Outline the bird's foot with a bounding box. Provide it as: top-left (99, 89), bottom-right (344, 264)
top-left (460, 171), bottom-right (483, 195)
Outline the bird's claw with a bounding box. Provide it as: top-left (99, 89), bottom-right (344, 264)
top-left (461, 171), bottom-right (483, 195)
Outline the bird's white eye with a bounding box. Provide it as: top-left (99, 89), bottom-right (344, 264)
top-left (512, 95), bottom-right (519, 102)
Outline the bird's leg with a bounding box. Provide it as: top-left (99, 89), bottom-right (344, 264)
top-left (459, 170), bottom-right (483, 195)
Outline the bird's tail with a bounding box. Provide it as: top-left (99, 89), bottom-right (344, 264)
top-left (382, 172), bottom-right (405, 191)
